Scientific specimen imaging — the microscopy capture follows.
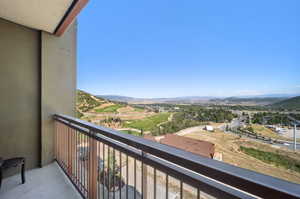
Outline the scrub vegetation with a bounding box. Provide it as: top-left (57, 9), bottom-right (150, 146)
top-left (240, 146), bottom-right (300, 174)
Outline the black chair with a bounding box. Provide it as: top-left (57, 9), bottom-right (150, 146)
top-left (0, 157), bottom-right (25, 189)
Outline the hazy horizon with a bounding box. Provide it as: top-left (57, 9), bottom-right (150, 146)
top-left (77, 1), bottom-right (300, 98)
top-left (85, 90), bottom-right (300, 99)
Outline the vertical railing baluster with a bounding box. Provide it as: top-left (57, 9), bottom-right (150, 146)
top-left (75, 131), bottom-right (77, 186)
top-left (61, 125), bottom-right (63, 167)
top-left (59, 123), bottom-right (61, 165)
top-left (85, 134), bottom-right (88, 197)
top-left (142, 152), bottom-right (147, 199)
top-left (154, 168), bottom-right (156, 199)
top-left (134, 158), bottom-right (136, 199)
top-left (61, 124), bottom-right (63, 167)
top-left (81, 133), bottom-right (83, 193)
top-left (67, 127), bottom-right (71, 175)
top-left (113, 149), bottom-right (115, 199)
top-left (103, 143), bottom-right (105, 199)
top-left (98, 141), bottom-right (101, 199)
top-left (71, 128), bottom-right (73, 177)
top-left (141, 160), bottom-right (144, 199)
top-left (60, 123), bottom-right (62, 164)
top-left (180, 181), bottom-right (183, 199)
top-left (108, 146), bottom-right (110, 199)
top-left (126, 155), bottom-right (128, 199)
top-left (166, 174), bottom-right (168, 199)
top-left (60, 124), bottom-right (63, 166)
top-left (119, 151), bottom-right (122, 199)
top-left (88, 133), bottom-right (97, 199)
top-left (54, 121), bottom-right (57, 159)
top-left (64, 125), bottom-right (66, 168)
top-left (62, 124), bottom-right (65, 168)
top-left (65, 125), bottom-right (67, 169)
top-left (197, 188), bottom-right (200, 199)
top-left (87, 134), bottom-right (89, 197)
top-left (83, 133), bottom-right (85, 194)
top-left (56, 122), bottom-right (58, 161)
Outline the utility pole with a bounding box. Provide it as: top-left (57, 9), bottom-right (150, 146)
top-left (294, 124), bottom-right (297, 152)
top-left (287, 116), bottom-right (299, 152)
top-left (248, 113), bottom-right (251, 125)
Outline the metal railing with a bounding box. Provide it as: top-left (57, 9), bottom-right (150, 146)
top-left (54, 114), bottom-right (300, 199)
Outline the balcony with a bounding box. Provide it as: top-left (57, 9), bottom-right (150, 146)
top-left (46, 114), bottom-right (299, 199)
top-left (0, 163), bottom-right (81, 199)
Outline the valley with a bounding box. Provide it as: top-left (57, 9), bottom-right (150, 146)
top-left (77, 89), bottom-right (300, 184)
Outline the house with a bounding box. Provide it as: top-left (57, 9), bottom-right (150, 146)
top-left (204, 125), bottom-right (214, 132)
top-left (160, 134), bottom-right (215, 158)
top-left (144, 134), bottom-right (215, 158)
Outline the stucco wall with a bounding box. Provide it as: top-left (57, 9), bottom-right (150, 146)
top-left (41, 22), bottom-right (77, 166)
top-left (0, 19), bottom-right (40, 172)
top-left (0, 18), bottom-right (77, 175)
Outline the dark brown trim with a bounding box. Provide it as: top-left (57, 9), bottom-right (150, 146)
top-left (54, 0), bottom-right (88, 36)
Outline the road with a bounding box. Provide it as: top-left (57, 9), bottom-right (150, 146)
top-left (175, 125), bottom-right (205, 136)
top-left (175, 118), bottom-right (300, 151)
top-left (222, 126), bottom-right (300, 151)
top-left (219, 115), bottom-right (300, 151)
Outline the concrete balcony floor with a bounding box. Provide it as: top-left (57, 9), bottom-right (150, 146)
top-left (0, 162), bottom-right (81, 199)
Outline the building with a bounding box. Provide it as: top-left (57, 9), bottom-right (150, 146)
top-left (144, 134), bottom-right (215, 158)
top-left (0, 1), bottom-right (87, 198)
top-left (204, 125), bottom-right (214, 132)
top-left (160, 134), bottom-right (215, 158)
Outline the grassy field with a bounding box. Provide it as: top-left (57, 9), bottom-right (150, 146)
top-left (120, 130), bottom-right (142, 136)
top-left (133, 107), bottom-right (145, 112)
top-left (95, 104), bottom-right (124, 113)
top-left (240, 146), bottom-right (300, 174)
top-left (124, 113), bottom-right (170, 131)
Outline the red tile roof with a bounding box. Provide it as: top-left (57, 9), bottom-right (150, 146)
top-left (144, 134), bottom-right (215, 158)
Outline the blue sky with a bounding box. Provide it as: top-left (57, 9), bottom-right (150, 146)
top-left (77, 0), bottom-right (300, 98)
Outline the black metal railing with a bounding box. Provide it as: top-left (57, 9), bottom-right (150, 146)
top-left (54, 114), bottom-right (300, 199)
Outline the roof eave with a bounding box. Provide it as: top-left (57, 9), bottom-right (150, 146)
top-left (54, 0), bottom-right (89, 36)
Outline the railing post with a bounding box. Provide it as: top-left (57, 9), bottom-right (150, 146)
top-left (142, 152), bottom-right (148, 199)
top-left (88, 133), bottom-right (97, 199)
top-left (54, 121), bottom-right (57, 160)
top-left (67, 127), bottom-right (73, 174)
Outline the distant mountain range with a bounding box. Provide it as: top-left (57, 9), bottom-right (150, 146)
top-left (97, 93), bottom-right (300, 106)
top-left (271, 96), bottom-right (300, 110)
top-left (97, 95), bottom-right (214, 104)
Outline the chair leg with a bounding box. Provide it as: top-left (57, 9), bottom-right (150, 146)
top-left (21, 161), bottom-right (25, 184)
top-left (0, 168), bottom-right (2, 189)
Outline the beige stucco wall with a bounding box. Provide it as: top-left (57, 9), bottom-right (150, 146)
top-left (41, 22), bottom-right (77, 166)
top-left (0, 18), bottom-right (77, 174)
top-left (0, 19), bottom-right (40, 173)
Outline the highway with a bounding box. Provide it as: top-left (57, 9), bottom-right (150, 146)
top-left (224, 117), bottom-right (300, 151)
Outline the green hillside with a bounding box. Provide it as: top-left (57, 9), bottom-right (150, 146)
top-left (271, 96), bottom-right (300, 110)
top-left (77, 90), bottom-right (106, 112)
top-left (124, 113), bottom-right (170, 131)
top-left (95, 104), bottom-right (125, 113)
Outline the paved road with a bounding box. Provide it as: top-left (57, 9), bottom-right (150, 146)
top-left (220, 116), bottom-right (300, 151)
top-left (224, 129), bottom-right (300, 151)
top-left (175, 125), bottom-right (205, 136)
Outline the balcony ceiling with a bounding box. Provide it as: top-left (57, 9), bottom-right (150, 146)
top-left (0, 0), bottom-right (88, 36)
